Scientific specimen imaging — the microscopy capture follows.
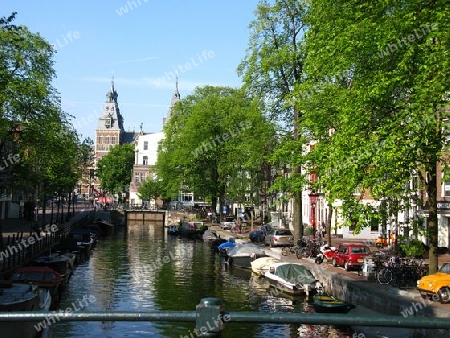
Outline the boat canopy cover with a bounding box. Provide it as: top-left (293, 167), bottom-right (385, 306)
top-left (251, 257), bottom-right (279, 271)
top-left (228, 243), bottom-right (266, 257)
top-left (274, 264), bottom-right (316, 284)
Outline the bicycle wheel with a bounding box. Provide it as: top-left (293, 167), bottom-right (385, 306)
top-left (377, 268), bottom-right (393, 284)
top-left (300, 247), bottom-right (308, 258)
top-left (295, 247), bottom-right (303, 259)
top-left (282, 247), bottom-right (291, 256)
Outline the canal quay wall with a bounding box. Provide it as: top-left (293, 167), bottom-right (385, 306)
top-left (0, 209), bottom-right (95, 278)
top-left (212, 228), bottom-right (450, 322)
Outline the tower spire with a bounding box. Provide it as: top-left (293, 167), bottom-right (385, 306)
top-left (111, 72), bottom-right (115, 92)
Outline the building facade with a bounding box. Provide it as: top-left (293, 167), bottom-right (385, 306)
top-left (128, 80), bottom-right (181, 208)
top-left (81, 78), bottom-right (138, 199)
top-left (128, 131), bottom-right (165, 207)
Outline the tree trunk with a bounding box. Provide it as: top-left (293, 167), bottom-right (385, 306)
top-left (426, 160), bottom-right (439, 274)
top-left (292, 189), bottom-right (303, 243)
top-left (326, 202), bottom-right (333, 246)
top-left (218, 183), bottom-right (226, 223)
top-left (67, 192), bottom-right (71, 221)
top-left (292, 105), bottom-right (303, 242)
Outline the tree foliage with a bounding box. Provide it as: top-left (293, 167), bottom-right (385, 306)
top-left (97, 143), bottom-right (135, 195)
top-left (0, 12), bottom-right (91, 236)
top-left (238, 0), bottom-right (309, 241)
top-left (298, 0), bottom-right (450, 272)
top-left (138, 176), bottom-right (163, 203)
top-left (156, 86), bottom-right (275, 214)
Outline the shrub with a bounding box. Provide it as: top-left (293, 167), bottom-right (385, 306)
top-left (399, 239), bottom-right (426, 258)
top-left (304, 226), bottom-right (314, 236)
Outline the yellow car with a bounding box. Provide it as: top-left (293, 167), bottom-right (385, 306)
top-left (417, 262), bottom-right (450, 303)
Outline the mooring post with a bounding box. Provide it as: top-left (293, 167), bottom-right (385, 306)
top-left (195, 297), bottom-right (225, 337)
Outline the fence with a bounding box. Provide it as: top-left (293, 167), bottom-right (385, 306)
top-left (0, 297), bottom-right (449, 336)
top-left (0, 211), bottom-right (94, 274)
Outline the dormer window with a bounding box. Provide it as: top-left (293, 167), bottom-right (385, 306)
top-left (105, 116), bottom-right (111, 128)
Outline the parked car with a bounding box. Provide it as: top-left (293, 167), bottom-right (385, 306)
top-left (332, 243), bottom-right (371, 271)
top-left (249, 224), bottom-right (272, 243)
top-left (220, 216), bottom-right (235, 230)
top-left (417, 262), bottom-right (450, 303)
top-left (264, 228), bottom-right (294, 247)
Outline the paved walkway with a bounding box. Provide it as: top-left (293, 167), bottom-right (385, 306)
top-left (1, 206), bottom-right (95, 246)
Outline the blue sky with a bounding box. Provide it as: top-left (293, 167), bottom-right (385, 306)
top-left (2, 1), bottom-right (259, 140)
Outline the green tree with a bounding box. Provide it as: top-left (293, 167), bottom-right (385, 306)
top-left (299, 0), bottom-right (450, 273)
top-left (97, 143), bottom-right (134, 196)
top-left (237, 0), bottom-right (309, 241)
top-left (0, 13), bottom-right (82, 241)
top-left (0, 12), bottom-right (57, 142)
top-left (138, 177), bottom-right (163, 206)
top-left (156, 86), bottom-right (274, 216)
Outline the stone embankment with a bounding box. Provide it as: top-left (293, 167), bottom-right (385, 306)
top-left (211, 227), bottom-right (450, 323)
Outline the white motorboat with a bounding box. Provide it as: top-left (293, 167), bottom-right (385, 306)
top-left (264, 262), bottom-right (321, 296)
top-left (251, 256), bottom-right (280, 276)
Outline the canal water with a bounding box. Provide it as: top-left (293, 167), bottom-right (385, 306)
top-left (46, 225), bottom-right (349, 338)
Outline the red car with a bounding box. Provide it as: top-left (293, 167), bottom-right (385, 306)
top-left (332, 243), bottom-right (371, 271)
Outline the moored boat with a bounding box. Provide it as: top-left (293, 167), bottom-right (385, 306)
top-left (178, 221), bottom-right (207, 238)
top-left (226, 243), bottom-right (268, 269)
top-left (313, 292), bottom-right (355, 314)
top-left (217, 238), bottom-right (236, 256)
top-left (67, 228), bottom-right (96, 252)
top-left (202, 229), bottom-right (217, 242)
top-left (211, 237), bottom-right (227, 252)
top-left (52, 237), bottom-right (87, 264)
top-left (0, 281), bottom-right (51, 337)
top-left (167, 224), bottom-right (180, 235)
top-left (32, 252), bottom-right (74, 288)
top-left (251, 256), bottom-right (280, 276)
top-left (11, 266), bottom-right (63, 308)
top-left (264, 262), bottom-right (321, 296)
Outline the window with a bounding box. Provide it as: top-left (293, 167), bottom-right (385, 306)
top-left (144, 141), bottom-right (148, 150)
top-left (443, 179), bottom-right (450, 197)
top-left (143, 156), bottom-right (148, 165)
top-left (134, 173), bottom-right (140, 183)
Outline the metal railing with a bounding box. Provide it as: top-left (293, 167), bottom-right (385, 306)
top-left (0, 211), bottom-right (94, 273)
top-left (0, 298), bottom-right (449, 336)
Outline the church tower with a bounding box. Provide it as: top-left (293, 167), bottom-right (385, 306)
top-left (163, 77), bottom-right (181, 126)
top-left (95, 77), bottom-right (125, 163)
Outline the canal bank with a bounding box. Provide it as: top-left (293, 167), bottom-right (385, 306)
top-left (0, 208), bottom-right (95, 279)
top-left (211, 227), bottom-right (450, 322)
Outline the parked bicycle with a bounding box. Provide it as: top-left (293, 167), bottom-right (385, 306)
top-left (281, 245), bottom-right (303, 259)
top-left (376, 256), bottom-right (427, 287)
top-left (281, 237), bottom-right (308, 259)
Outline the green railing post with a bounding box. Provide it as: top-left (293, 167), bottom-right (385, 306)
top-left (195, 297), bottom-right (224, 337)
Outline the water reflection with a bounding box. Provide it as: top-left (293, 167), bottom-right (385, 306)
top-left (47, 226), bottom-right (349, 338)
